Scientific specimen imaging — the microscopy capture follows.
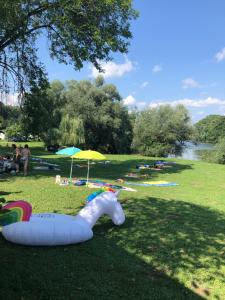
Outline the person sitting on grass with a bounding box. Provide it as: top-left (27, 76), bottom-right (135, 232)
top-left (21, 144), bottom-right (31, 176)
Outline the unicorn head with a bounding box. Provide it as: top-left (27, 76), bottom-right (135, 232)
top-left (77, 191), bottom-right (125, 228)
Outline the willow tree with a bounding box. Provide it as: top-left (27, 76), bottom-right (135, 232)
top-left (132, 105), bottom-right (192, 157)
top-left (61, 78), bottom-right (133, 153)
top-left (58, 114), bottom-right (85, 147)
top-left (0, 0), bottom-right (137, 100)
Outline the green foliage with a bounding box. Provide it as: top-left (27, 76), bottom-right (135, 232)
top-left (132, 105), bottom-right (192, 156)
top-left (0, 0), bottom-right (137, 95)
top-left (20, 78), bottom-right (132, 152)
top-left (0, 115), bottom-right (4, 129)
top-left (5, 123), bottom-right (24, 139)
top-left (205, 138), bottom-right (225, 164)
top-left (22, 80), bottom-right (51, 138)
top-left (42, 128), bottom-right (60, 146)
top-left (21, 80), bottom-right (65, 143)
top-left (58, 115), bottom-right (85, 146)
top-left (0, 102), bottom-right (21, 129)
top-left (94, 75), bottom-right (104, 88)
top-left (194, 115), bottom-right (225, 143)
top-left (61, 79), bottom-right (132, 153)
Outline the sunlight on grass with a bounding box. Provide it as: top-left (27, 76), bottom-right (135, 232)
top-left (0, 143), bottom-right (225, 299)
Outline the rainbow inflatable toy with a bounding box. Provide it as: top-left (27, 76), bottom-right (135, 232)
top-left (1, 192), bottom-right (125, 246)
top-left (0, 200), bottom-right (32, 226)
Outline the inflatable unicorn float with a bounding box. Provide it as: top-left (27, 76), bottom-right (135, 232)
top-left (0, 191), bottom-right (125, 246)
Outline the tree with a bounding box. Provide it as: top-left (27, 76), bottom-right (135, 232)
top-left (21, 80), bottom-right (50, 138)
top-left (194, 115), bottom-right (225, 143)
top-left (132, 105), bottom-right (192, 157)
top-left (0, 101), bottom-right (21, 129)
top-left (58, 114), bottom-right (85, 147)
top-left (5, 123), bottom-right (24, 139)
top-left (201, 137), bottom-right (225, 164)
top-left (213, 138), bottom-right (225, 164)
top-left (0, 0), bottom-right (137, 98)
top-left (21, 77), bottom-right (133, 152)
top-left (21, 80), bottom-right (65, 142)
top-left (62, 79), bottom-right (132, 153)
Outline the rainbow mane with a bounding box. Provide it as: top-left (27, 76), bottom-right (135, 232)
top-left (86, 187), bottom-right (116, 202)
top-left (0, 200), bottom-right (32, 226)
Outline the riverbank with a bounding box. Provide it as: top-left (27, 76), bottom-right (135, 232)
top-left (169, 141), bottom-right (215, 161)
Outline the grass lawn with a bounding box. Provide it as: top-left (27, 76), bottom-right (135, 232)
top-left (0, 141), bottom-right (225, 300)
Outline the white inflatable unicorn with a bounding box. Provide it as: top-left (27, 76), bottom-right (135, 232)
top-left (2, 192), bottom-right (125, 246)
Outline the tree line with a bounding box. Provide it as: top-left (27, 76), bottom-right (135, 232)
top-left (2, 77), bottom-right (225, 162)
top-left (1, 76), bottom-right (193, 157)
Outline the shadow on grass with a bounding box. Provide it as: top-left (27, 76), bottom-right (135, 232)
top-left (1, 197), bottom-right (224, 299)
top-left (95, 158), bottom-right (193, 181)
top-left (0, 142), bottom-right (193, 182)
top-left (0, 191), bottom-right (13, 196)
top-left (0, 239), bottom-right (202, 300)
top-left (94, 196), bottom-right (225, 298)
top-left (0, 156), bottom-right (193, 184)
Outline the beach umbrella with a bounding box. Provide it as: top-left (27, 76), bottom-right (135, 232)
top-left (71, 150), bottom-right (106, 185)
top-left (56, 147), bottom-right (81, 180)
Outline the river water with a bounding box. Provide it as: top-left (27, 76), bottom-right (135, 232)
top-left (169, 142), bottom-right (215, 161)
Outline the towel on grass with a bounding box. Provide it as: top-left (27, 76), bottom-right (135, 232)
top-left (125, 181), bottom-right (178, 187)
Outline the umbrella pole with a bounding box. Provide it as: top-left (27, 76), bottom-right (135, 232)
top-left (86, 159), bottom-right (90, 187)
top-left (69, 157), bottom-right (73, 183)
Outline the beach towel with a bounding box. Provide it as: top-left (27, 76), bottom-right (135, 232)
top-left (125, 181), bottom-right (178, 187)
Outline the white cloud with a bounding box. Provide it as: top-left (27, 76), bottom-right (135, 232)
top-left (1, 93), bottom-right (19, 106)
top-left (182, 78), bottom-right (201, 89)
top-left (91, 58), bottom-right (134, 78)
top-left (123, 95), bottom-right (136, 106)
top-left (137, 101), bottom-right (147, 107)
top-left (149, 97), bottom-right (225, 108)
top-left (123, 95), bottom-right (147, 108)
top-left (152, 65), bottom-right (162, 73)
top-left (215, 47), bottom-right (225, 62)
top-left (141, 81), bottom-right (149, 88)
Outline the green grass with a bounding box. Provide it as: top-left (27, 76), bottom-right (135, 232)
top-left (0, 141), bottom-right (225, 299)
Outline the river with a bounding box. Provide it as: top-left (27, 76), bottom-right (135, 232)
top-left (168, 142), bottom-right (215, 161)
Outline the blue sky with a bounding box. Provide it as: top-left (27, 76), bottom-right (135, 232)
top-left (38, 0), bottom-right (225, 123)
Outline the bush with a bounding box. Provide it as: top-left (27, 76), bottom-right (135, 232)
top-left (5, 124), bottom-right (24, 141)
top-left (213, 138), bottom-right (225, 164)
top-left (200, 138), bottom-right (225, 164)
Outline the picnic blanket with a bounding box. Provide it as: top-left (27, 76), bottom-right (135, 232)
top-left (71, 179), bottom-right (137, 192)
top-left (88, 182), bottom-right (136, 192)
top-left (125, 181), bottom-right (178, 187)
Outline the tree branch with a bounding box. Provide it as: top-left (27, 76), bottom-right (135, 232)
top-left (0, 24), bottom-right (53, 51)
top-left (0, 2), bottom-right (60, 51)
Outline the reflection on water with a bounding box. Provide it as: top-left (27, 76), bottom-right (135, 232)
top-left (169, 142), bottom-right (215, 160)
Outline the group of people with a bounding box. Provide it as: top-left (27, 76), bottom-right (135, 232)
top-left (12, 144), bottom-right (31, 176)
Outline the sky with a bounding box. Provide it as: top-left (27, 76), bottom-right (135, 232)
top-left (37, 0), bottom-right (225, 123)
